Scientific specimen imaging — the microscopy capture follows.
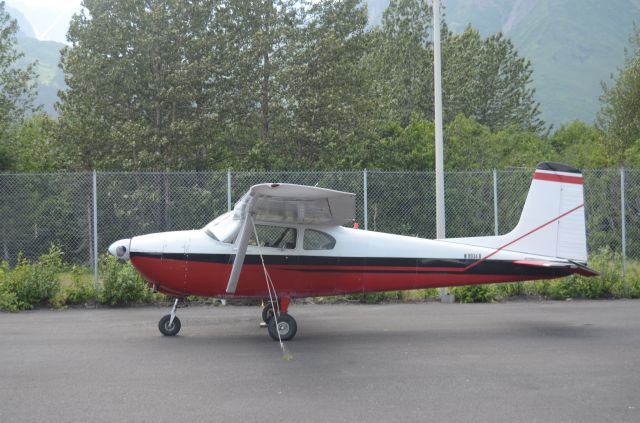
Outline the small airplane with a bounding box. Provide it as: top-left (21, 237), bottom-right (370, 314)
top-left (109, 162), bottom-right (598, 341)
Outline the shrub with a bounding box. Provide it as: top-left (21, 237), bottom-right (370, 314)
top-left (1, 245), bottom-right (65, 310)
top-left (99, 254), bottom-right (155, 305)
top-left (64, 266), bottom-right (97, 305)
top-left (590, 247), bottom-right (640, 299)
top-left (400, 289), bottom-right (439, 301)
top-left (621, 260), bottom-right (640, 298)
top-left (346, 292), bottom-right (387, 304)
top-left (528, 247), bottom-right (631, 300)
top-left (0, 269), bottom-right (19, 311)
top-left (450, 284), bottom-right (497, 303)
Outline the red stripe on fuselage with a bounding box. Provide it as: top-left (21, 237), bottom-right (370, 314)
top-left (533, 171), bottom-right (583, 184)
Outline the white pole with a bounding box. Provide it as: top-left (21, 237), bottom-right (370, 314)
top-left (620, 167), bottom-right (627, 287)
top-left (227, 168), bottom-right (232, 212)
top-left (363, 169), bottom-right (368, 230)
top-left (433, 0), bottom-right (450, 302)
top-left (433, 0), bottom-right (445, 240)
top-left (493, 169), bottom-right (499, 235)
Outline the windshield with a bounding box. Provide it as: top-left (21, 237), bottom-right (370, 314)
top-left (203, 211), bottom-right (241, 243)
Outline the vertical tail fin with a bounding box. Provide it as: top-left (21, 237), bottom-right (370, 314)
top-left (446, 163), bottom-right (588, 263)
top-left (510, 162), bottom-right (587, 262)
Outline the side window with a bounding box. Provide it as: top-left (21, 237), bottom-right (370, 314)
top-left (249, 225), bottom-right (297, 249)
top-left (304, 229), bottom-right (336, 250)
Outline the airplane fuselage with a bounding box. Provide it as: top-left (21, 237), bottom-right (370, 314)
top-left (126, 224), bottom-right (573, 299)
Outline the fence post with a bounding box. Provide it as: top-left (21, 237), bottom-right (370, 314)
top-left (493, 169), bottom-right (499, 236)
top-left (363, 169), bottom-right (368, 230)
top-left (227, 168), bottom-right (232, 212)
top-left (620, 167), bottom-right (627, 289)
top-left (92, 170), bottom-right (99, 290)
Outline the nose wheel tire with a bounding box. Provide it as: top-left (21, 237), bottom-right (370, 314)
top-left (267, 313), bottom-right (297, 341)
top-left (159, 314), bottom-right (181, 336)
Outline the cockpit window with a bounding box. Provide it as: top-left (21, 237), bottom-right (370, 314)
top-left (249, 225), bottom-right (297, 249)
top-left (203, 211), bottom-right (240, 243)
top-left (303, 229), bottom-right (336, 250)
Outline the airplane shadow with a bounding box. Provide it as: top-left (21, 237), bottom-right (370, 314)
top-left (155, 318), bottom-right (605, 352)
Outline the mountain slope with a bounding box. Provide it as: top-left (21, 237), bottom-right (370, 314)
top-left (5, 5), bottom-right (36, 38)
top-left (4, 7), bottom-right (66, 115)
top-left (16, 36), bottom-right (65, 115)
top-left (509, 0), bottom-right (639, 126)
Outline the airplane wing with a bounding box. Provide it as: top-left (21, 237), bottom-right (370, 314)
top-left (226, 183), bottom-right (356, 294)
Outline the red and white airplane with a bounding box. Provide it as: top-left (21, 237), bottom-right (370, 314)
top-left (109, 162), bottom-right (597, 341)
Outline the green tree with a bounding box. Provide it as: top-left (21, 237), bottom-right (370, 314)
top-left (550, 120), bottom-right (609, 169)
top-left (58, 0), bottom-right (229, 170)
top-left (341, 115), bottom-right (435, 170)
top-left (0, 0), bottom-right (38, 169)
top-left (374, 0), bottom-right (434, 125)
top-left (372, 1), bottom-right (543, 133)
top-left (0, 143), bottom-right (10, 170)
top-left (445, 114), bottom-right (553, 170)
top-left (281, 0), bottom-right (378, 168)
top-left (223, 0), bottom-right (378, 170)
top-left (225, 0), bottom-right (307, 164)
top-left (443, 27), bottom-right (544, 133)
top-left (598, 25), bottom-right (640, 166)
top-left (58, 0), bottom-right (313, 171)
top-left (7, 113), bottom-right (60, 171)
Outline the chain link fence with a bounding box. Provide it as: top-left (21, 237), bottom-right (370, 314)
top-left (0, 169), bottom-right (635, 277)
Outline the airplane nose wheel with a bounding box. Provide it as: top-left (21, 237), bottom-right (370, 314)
top-left (159, 314), bottom-right (181, 336)
top-left (159, 298), bottom-right (182, 336)
top-left (267, 313), bottom-right (297, 341)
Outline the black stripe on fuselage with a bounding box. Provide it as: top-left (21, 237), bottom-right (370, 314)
top-left (130, 252), bottom-right (570, 277)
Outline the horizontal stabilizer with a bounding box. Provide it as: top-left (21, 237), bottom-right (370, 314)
top-left (513, 260), bottom-right (599, 277)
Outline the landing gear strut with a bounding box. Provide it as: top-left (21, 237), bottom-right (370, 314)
top-left (264, 297), bottom-right (297, 341)
top-left (262, 302), bottom-right (276, 323)
top-left (159, 298), bottom-right (181, 336)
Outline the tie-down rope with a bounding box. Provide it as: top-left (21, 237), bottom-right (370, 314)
top-left (250, 218), bottom-right (291, 359)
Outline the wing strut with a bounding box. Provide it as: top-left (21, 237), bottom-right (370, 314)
top-left (225, 199), bottom-right (256, 294)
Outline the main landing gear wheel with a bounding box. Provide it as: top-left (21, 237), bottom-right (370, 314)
top-left (158, 314), bottom-right (181, 336)
top-left (262, 302), bottom-right (276, 323)
top-left (268, 313), bottom-right (297, 341)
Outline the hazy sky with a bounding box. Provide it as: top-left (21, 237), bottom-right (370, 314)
top-left (6, 0), bottom-right (83, 43)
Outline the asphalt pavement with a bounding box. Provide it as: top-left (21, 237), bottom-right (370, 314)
top-left (1, 301), bottom-right (639, 423)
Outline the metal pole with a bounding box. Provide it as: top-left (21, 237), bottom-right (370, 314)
top-left (493, 169), bottom-right (499, 236)
top-left (92, 170), bottom-right (99, 290)
top-left (433, 0), bottom-right (445, 240)
top-left (227, 168), bottom-right (232, 212)
top-left (620, 167), bottom-right (627, 286)
top-left (433, 0), bottom-right (450, 302)
top-left (363, 169), bottom-right (368, 230)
